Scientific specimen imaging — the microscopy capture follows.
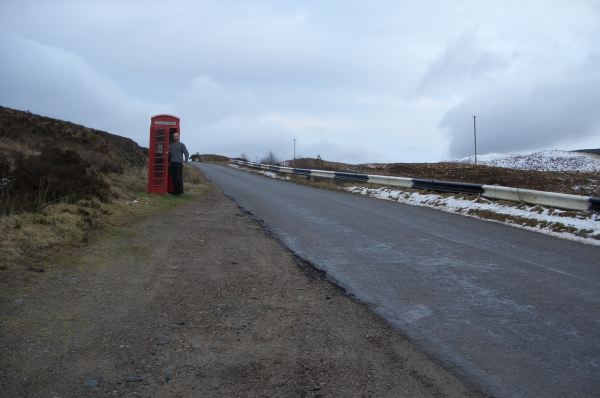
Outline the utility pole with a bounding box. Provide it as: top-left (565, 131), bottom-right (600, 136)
top-left (293, 138), bottom-right (297, 166)
top-left (472, 115), bottom-right (477, 165)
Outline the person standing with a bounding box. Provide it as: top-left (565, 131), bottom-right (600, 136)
top-left (168, 132), bottom-right (189, 195)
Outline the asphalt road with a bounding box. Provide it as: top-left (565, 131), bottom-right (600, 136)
top-left (194, 163), bottom-right (600, 398)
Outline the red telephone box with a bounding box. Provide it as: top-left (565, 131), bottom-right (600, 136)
top-left (148, 114), bottom-right (180, 194)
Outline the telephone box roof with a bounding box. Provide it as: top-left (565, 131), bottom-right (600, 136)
top-left (151, 114), bottom-right (180, 120)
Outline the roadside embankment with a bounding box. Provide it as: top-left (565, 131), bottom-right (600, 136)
top-left (234, 163), bottom-right (600, 245)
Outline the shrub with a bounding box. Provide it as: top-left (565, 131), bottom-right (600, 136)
top-left (0, 156), bottom-right (9, 178)
top-left (1, 147), bottom-right (110, 213)
top-left (0, 156), bottom-right (9, 190)
top-left (260, 150), bottom-right (280, 165)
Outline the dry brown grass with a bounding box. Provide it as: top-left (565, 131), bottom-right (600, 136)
top-left (0, 167), bottom-right (208, 273)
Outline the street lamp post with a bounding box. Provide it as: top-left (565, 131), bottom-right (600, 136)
top-left (293, 138), bottom-right (297, 166)
top-left (472, 115), bottom-right (477, 165)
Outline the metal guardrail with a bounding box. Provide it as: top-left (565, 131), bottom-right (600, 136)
top-left (230, 159), bottom-right (600, 212)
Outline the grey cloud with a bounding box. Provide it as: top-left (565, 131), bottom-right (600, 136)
top-left (2, 1), bottom-right (600, 163)
top-left (0, 0), bottom-right (417, 96)
top-left (0, 33), bottom-right (164, 146)
top-left (177, 76), bottom-right (260, 124)
top-left (416, 31), bottom-right (510, 97)
top-left (441, 56), bottom-right (600, 157)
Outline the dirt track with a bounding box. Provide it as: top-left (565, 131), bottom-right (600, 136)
top-left (0, 178), bottom-right (483, 397)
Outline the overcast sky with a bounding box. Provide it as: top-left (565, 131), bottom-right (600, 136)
top-left (1, 0), bottom-right (600, 163)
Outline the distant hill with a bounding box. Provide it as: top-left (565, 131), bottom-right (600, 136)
top-left (194, 154), bottom-right (230, 163)
top-left (282, 157), bottom-right (352, 171)
top-left (575, 148), bottom-right (600, 156)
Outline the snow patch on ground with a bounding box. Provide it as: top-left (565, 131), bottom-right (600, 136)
top-left (227, 164), bottom-right (290, 180)
top-left (256, 170), bottom-right (290, 180)
top-left (345, 186), bottom-right (600, 246)
top-left (454, 150), bottom-right (600, 172)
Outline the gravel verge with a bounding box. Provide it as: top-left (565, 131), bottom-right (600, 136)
top-left (0, 177), bottom-right (483, 397)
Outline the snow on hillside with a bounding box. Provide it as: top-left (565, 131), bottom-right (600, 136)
top-left (454, 150), bottom-right (600, 172)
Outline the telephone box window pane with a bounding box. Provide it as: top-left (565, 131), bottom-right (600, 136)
top-left (154, 128), bottom-right (166, 178)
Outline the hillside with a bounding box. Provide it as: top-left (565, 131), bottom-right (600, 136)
top-left (0, 106), bottom-right (146, 175)
top-left (0, 106), bottom-right (148, 213)
top-left (454, 150), bottom-right (600, 172)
